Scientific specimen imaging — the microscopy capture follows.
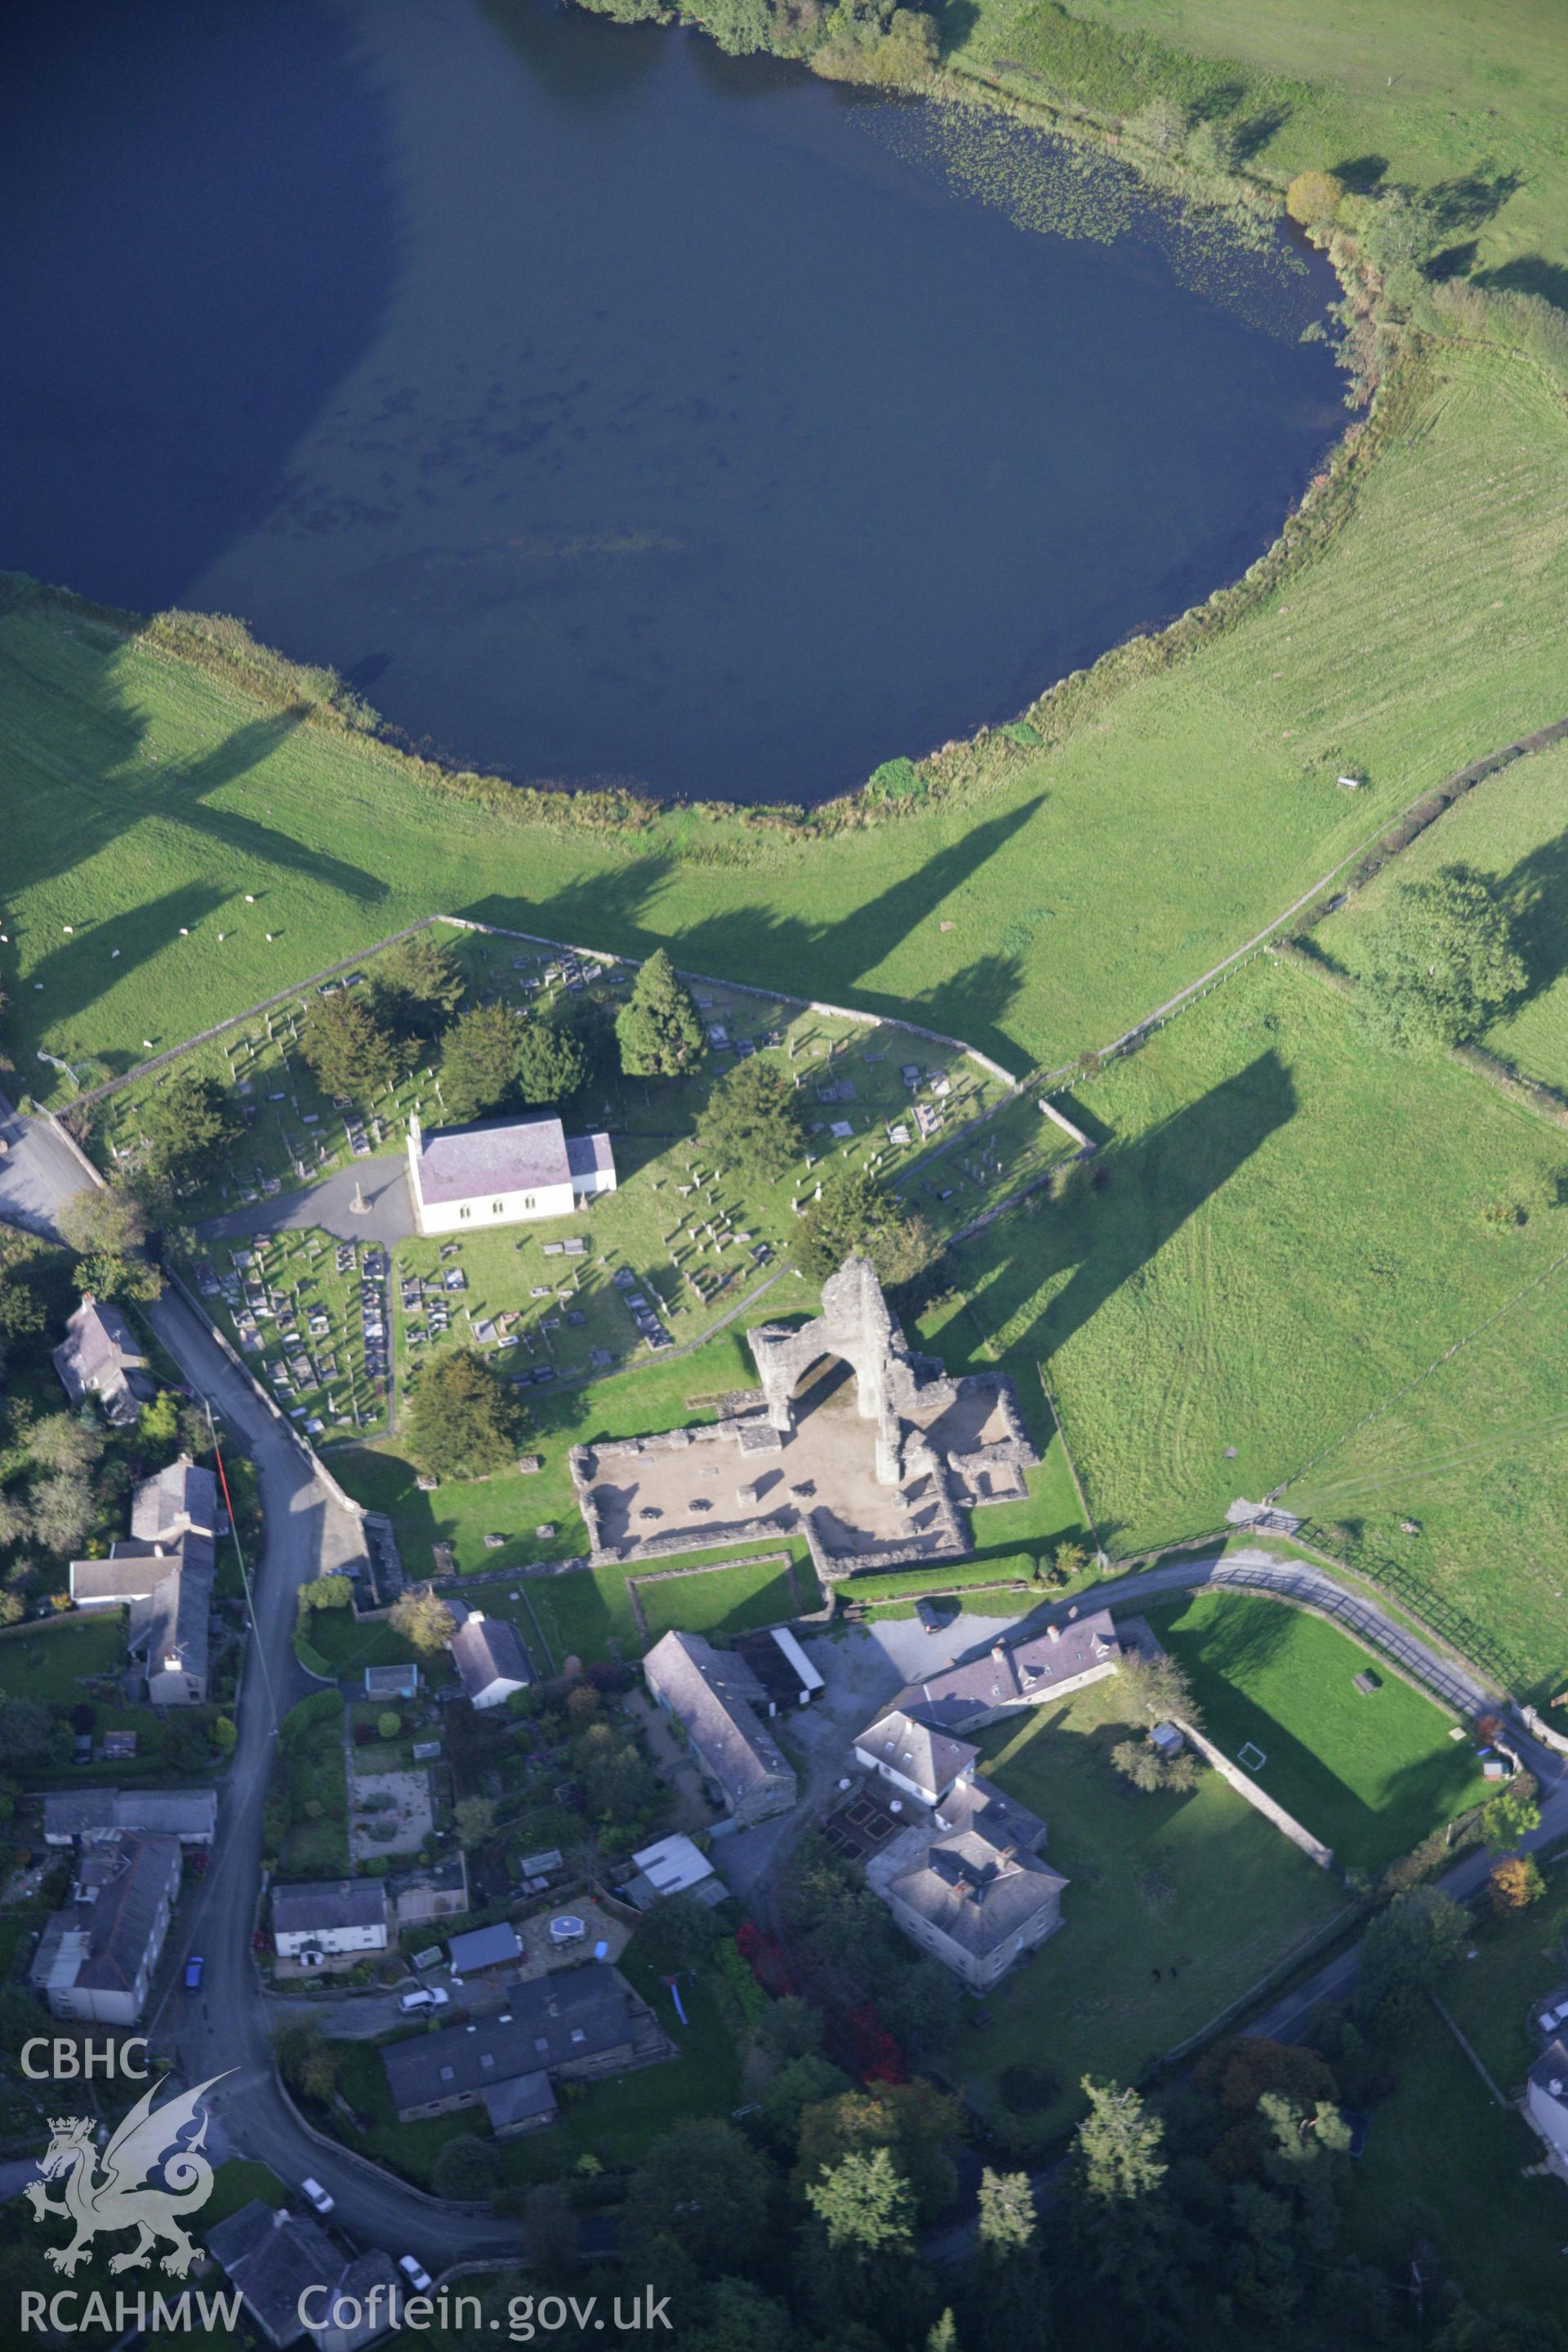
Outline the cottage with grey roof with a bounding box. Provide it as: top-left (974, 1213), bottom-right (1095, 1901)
top-left (272, 1879), bottom-right (390, 1963)
top-left (447, 1600), bottom-right (532, 1709)
top-left (381, 1960), bottom-right (664, 2129)
top-left (43, 1786), bottom-right (216, 1848)
top-left (29, 1833), bottom-right (180, 2025)
top-left (69, 1455), bottom-right (216, 1705)
top-left (643, 1629), bottom-right (798, 1825)
top-left (406, 1109), bottom-right (615, 1237)
top-left (52, 1294), bottom-right (154, 1424)
top-left (207, 2200), bottom-right (403, 2350)
top-left (854, 1707), bottom-right (979, 1809)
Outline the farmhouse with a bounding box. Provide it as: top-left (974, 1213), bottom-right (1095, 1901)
top-left (207, 2201), bottom-right (402, 2352)
top-left (381, 1959), bottom-right (665, 2131)
top-left (447, 1601), bottom-right (533, 1708)
top-left (893, 1608), bottom-right (1121, 1735)
top-left (866, 1774), bottom-right (1067, 1991)
top-left (52, 1295), bottom-right (154, 1424)
top-left (69, 1456), bottom-right (218, 1706)
top-left (29, 1832), bottom-right (181, 2025)
top-left (642, 1629), bottom-right (798, 1824)
top-left (42, 1787), bottom-right (216, 1848)
top-left (271, 1878), bottom-right (390, 1963)
top-left (406, 1110), bottom-right (615, 1237)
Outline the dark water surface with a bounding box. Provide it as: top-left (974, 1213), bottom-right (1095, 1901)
top-left (1, 0), bottom-right (1344, 804)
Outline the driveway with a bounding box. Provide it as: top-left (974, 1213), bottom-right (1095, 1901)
top-left (0, 1093), bottom-right (90, 1240)
top-left (198, 1152), bottom-right (415, 1246)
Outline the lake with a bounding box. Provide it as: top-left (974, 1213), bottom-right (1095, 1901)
top-left (0, 0), bottom-right (1345, 806)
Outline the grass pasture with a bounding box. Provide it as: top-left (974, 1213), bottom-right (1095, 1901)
top-left (960, 1672), bottom-right (1348, 2143)
top-left (950, 953), bottom-right (1568, 1689)
top-left (2, 341), bottom-right (1566, 1090)
top-left (1153, 1589), bottom-right (1487, 1869)
top-left (1321, 735), bottom-right (1568, 1096)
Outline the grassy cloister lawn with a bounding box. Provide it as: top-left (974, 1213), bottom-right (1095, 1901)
top-left (951, 953), bottom-right (1568, 1692)
top-left (1152, 1590), bottom-right (1488, 1871)
top-left (1343, 1859), bottom-right (1568, 2316)
top-left (958, 1674), bottom-right (1348, 2145)
top-left (3, 342), bottom-right (1566, 1093)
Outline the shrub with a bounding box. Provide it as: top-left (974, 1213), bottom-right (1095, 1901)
top-left (376, 1711), bottom-right (402, 1741)
top-left (1285, 171), bottom-right (1345, 228)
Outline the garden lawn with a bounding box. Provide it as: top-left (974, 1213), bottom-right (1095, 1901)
top-left (1343, 2000), bottom-right (1566, 2324)
top-left (332, 1944), bottom-right (741, 2190)
top-left (951, 953), bottom-right (1568, 1689)
top-left (960, 1673), bottom-right (1348, 2145)
top-left (4, 342), bottom-right (1566, 1089)
top-left (635, 1555), bottom-right (804, 1644)
top-left (0, 1612), bottom-right (126, 1704)
top-left (1321, 735), bottom-right (1568, 1096)
top-left (1152, 1589), bottom-right (1488, 1870)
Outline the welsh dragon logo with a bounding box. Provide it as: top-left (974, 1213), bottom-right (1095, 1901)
top-left (24, 2072), bottom-right (230, 2277)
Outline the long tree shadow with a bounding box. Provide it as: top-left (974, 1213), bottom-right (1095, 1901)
top-left (1498, 824), bottom-right (1568, 1004)
top-left (24, 883), bottom-right (230, 1060)
top-left (465, 793), bottom-right (1043, 1063)
top-left (952, 1049), bottom-right (1298, 1357)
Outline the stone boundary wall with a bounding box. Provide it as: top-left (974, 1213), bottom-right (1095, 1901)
top-left (441, 913), bottom-right (1019, 1089)
top-left (1036, 1097), bottom-right (1096, 1153)
top-left (1175, 1716), bottom-right (1334, 1871)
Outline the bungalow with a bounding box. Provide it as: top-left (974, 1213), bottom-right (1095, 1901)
top-left (29, 1833), bottom-right (181, 2025)
top-left (406, 1111), bottom-right (616, 1238)
top-left (52, 1295), bottom-right (154, 1425)
top-left (643, 1630), bottom-right (797, 1826)
top-left (272, 1879), bottom-right (390, 1963)
top-left (447, 1601), bottom-right (532, 1709)
top-left (43, 1787), bottom-right (216, 1848)
top-left (381, 1961), bottom-right (661, 2131)
top-left (206, 2201), bottom-right (403, 2351)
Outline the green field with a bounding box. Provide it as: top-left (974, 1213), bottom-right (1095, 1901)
top-left (1153, 1590), bottom-right (1488, 1869)
top-left (951, 953), bottom-right (1568, 1689)
top-left (635, 1555), bottom-right (805, 1643)
top-left (960, 1672), bottom-right (1349, 2143)
top-left (3, 335), bottom-right (1566, 1093)
top-left (1321, 735), bottom-right (1568, 1094)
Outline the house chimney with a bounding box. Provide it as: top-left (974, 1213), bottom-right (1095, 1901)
top-left (1047, 1624), bottom-right (1062, 1643)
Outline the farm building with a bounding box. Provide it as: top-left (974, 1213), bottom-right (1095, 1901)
top-left (643, 1630), bottom-right (798, 1826)
top-left (406, 1111), bottom-right (615, 1236)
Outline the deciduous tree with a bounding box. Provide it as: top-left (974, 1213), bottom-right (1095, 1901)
top-left (390, 1584), bottom-right (457, 1655)
top-left (804, 2145), bottom-right (914, 2254)
top-left (1357, 866), bottom-right (1526, 1051)
top-left (1489, 1853), bottom-right (1545, 1913)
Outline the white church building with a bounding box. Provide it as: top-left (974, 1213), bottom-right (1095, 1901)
top-left (407, 1111), bottom-right (616, 1236)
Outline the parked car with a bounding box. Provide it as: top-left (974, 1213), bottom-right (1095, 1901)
top-left (397, 1987), bottom-right (449, 2013)
top-left (915, 1597), bottom-right (947, 1635)
top-left (300, 2178), bottom-right (334, 2216)
top-left (183, 1956), bottom-right (204, 1991)
top-left (398, 2255), bottom-right (434, 2293)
